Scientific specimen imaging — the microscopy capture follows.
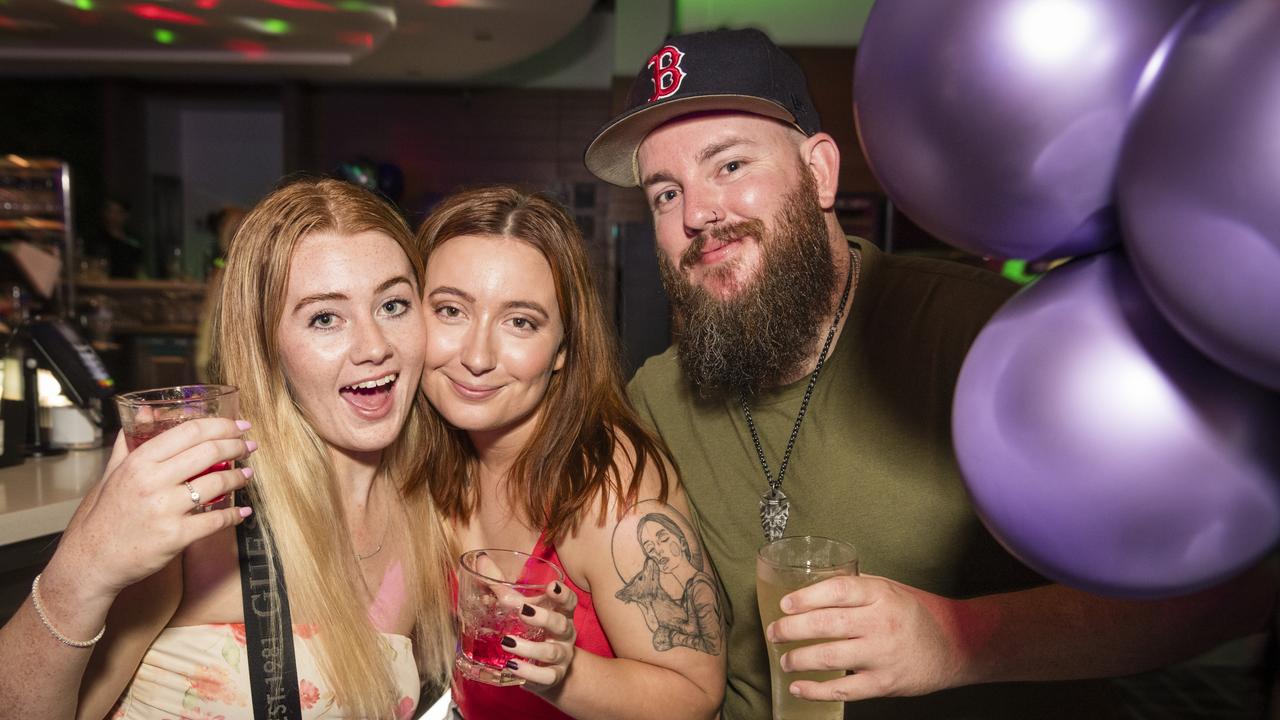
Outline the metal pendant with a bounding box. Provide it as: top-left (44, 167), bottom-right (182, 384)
top-left (759, 486), bottom-right (790, 542)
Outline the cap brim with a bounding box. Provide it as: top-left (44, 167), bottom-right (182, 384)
top-left (584, 94), bottom-right (799, 187)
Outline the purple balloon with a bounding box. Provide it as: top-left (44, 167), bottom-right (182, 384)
top-left (954, 251), bottom-right (1280, 598)
top-left (854, 0), bottom-right (1193, 261)
top-left (1118, 0), bottom-right (1280, 390)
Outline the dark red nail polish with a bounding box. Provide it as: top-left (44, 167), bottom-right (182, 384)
top-left (501, 636), bottom-right (517, 648)
top-left (521, 604), bottom-right (535, 617)
top-left (504, 660), bottom-right (519, 671)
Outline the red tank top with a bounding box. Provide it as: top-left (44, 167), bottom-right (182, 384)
top-left (453, 531), bottom-right (616, 719)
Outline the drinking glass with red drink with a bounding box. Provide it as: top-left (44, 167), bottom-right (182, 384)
top-left (456, 548), bottom-right (564, 687)
top-left (114, 384), bottom-right (241, 511)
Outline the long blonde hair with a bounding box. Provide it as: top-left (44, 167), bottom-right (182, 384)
top-left (413, 185), bottom-right (670, 540)
top-left (213, 178), bottom-right (454, 717)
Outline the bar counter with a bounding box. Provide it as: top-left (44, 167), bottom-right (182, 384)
top-left (0, 447), bottom-right (109, 546)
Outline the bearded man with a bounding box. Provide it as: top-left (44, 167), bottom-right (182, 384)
top-left (585, 27), bottom-right (1276, 720)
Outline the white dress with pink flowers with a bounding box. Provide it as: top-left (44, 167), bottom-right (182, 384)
top-left (109, 623), bottom-right (419, 720)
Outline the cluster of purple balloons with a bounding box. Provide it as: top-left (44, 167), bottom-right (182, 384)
top-left (855, 0), bottom-right (1280, 598)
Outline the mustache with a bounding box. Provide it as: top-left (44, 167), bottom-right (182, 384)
top-left (680, 219), bottom-right (766, 270)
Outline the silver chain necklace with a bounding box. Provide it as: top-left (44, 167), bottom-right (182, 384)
top-left (740, 250), bottom-right (859, 542)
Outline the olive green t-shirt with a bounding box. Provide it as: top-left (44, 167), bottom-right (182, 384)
top-left (628, 239), bottom-right (1267, 719)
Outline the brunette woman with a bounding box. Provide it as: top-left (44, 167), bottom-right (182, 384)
top-left (415, 186), bottom-right (725, 719)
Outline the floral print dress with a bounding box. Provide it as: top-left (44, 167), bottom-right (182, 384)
top-left (109, 623), bottom-right (419, 720)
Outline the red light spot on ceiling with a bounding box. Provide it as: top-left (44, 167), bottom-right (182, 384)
top-left (225, 38), bottom-right (268, 59)
top-left (428, 0), bottom-right (460, 7)
top-left (337, 31), bottom-right (374, 48)
top-left (265, 0), bottom-right (337, 11)
top-left (126, 4), bottom-right (207, 25)
top-left (194, 0), bottom-right (220, 9)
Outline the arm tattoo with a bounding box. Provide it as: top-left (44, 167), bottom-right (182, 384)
top-left (612, 500), bottom-right (723, 655)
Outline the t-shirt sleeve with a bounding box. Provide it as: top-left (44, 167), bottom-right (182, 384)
top-left (627, 360), bottom-right (661, 433)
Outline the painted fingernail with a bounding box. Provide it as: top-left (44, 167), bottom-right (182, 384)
top-left (236, 420), bottom-right (252, 431)
top-left (501, 636), bottom-right (517, 648)
top-left (245, 440), bottom-right (258, 453)
top-left (521, 604), bottom-right (535, 617)
top-left (504, 660), bottom-right (519, 671)
top-left (239, 506), bottom-right (254, 518)
top-left (240, 467), bottom-right (254, 479)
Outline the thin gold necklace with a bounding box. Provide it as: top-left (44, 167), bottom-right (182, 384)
top-left (355, 484), bottom-right (393, 562)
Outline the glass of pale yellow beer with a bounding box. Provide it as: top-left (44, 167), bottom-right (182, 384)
top-left (757, 535), bottom-right (859, 720)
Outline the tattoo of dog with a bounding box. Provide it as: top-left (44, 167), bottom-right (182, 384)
top-left (613, 501), bottom-right (723, 654)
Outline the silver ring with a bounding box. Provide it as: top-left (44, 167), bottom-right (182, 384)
top-left (184, 481), bottom-right (201, 507)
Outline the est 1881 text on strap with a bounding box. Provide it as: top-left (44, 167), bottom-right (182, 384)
top-left (236, 489), bottom-right (304, 720)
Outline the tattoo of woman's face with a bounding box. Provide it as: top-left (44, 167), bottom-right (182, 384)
top-left (612, 500), bottom-right (723, 655)
top-left (641, 518), bottom-right (689, 574)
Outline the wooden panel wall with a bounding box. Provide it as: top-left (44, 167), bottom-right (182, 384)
top-left (301, 86), bottom-right (611, 219)
top-left (788, 46), bottom-right (881, 195)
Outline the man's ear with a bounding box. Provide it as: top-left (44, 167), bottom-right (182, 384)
top-left (800, 132), bottom-right (841, 210)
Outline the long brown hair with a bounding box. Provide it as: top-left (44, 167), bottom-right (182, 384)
top-left (413, 185), bottom-right (670, 540)
top-left (213, 177), bottom-right (454, 717)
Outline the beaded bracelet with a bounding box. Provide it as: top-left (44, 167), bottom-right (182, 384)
top-left (30, 574), bottom-right (106, 649)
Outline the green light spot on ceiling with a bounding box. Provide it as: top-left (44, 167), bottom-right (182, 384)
top-left (338, 0), bottom-right (370, 10)
top-left (154, 28), bottom-right (174, 44)
top-left (74, 0), bottom-right (94, 10)
top-left (260, 18), bottom-right (289, 34)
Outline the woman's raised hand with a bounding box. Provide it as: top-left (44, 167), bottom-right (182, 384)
top-left (52, 417), bottom-right (257, 605)
top-left (504, 580), bottom-right (579, 691)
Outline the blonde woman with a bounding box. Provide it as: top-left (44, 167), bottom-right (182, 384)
top-left (0, 178), bottom-right (454, 719)
top-left (414, 186), bottom-right (725, 719)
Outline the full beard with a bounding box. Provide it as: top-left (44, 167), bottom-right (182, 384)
top-left (658, 173), bottom-right (837, 398)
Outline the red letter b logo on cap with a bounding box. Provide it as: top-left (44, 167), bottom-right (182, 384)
top-left (647, 45), bottom-right (685, 102)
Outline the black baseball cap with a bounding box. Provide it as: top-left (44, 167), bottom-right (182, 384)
top-left (584, 28), bottom-right (822, 187)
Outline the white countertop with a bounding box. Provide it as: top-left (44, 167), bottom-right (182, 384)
top-left (0, 448), bottom-right (109, 546)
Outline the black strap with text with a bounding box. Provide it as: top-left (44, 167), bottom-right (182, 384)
top-left (235, 489), bottom-right (303, 720)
